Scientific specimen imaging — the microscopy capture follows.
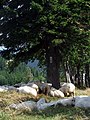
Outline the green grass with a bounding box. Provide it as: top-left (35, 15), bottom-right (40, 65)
top-left (0, 105), bottom-right (90, 120)
top-left (0, 88), bottom-right (90, 120)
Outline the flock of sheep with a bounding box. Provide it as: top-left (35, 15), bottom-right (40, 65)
top-left (1, 82), bottom-right (90, 108)
top-left (3, 81), bottom-right (89, 110)
top-left (16, 81), bottom-right (75, 98)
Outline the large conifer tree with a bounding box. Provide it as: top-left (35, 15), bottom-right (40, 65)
top-left (0, 0), bottom-right (89, 88)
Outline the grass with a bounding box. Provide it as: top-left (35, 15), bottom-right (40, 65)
top-left (0, 88), bottom-right (90, 120)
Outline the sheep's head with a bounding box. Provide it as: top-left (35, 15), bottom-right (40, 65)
top-left (57, 97), bottom-right (75, 106)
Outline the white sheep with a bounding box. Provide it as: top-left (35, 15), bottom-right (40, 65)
top-left (73, 96), bottom-right (90, 108)
top-left (49, 88), bottom-right (64, 98)
top-left (27, 83), bottom-right (39, 92)
top-left (59, 83), bottom-right (75, 97)
top-left (17, 86), bottom-right (37, 97)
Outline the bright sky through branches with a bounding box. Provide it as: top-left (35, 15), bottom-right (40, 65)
top-left (0, 46), bottom-right (7, 51)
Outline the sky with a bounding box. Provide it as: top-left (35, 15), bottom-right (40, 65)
top-left (0, 46), bottom-right (7, 51)
top-left (0, 46), bottom-right (39, 68)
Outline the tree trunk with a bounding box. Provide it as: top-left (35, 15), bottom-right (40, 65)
top-left (85, 64), bottom-right (90, 87)
top-left (77, 64), bottom-right (81, 87)
top-left (81, 70), bottom-right (86, 87)
top-left (64, 61), bottom-right (71, 83)
top-left (46, 45), bottom-right (60, 89)
top-left (66, 71), bottom-right (71, 83)
top-left (69, 66), bottom-right (75, 84)
top-left (81, 71), bottom-right (84, 87)
top-left (88, 64), bottom-right (90, 87)
top-left (81, 71), bottom-right (83, 87)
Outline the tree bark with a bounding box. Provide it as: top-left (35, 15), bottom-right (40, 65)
top-left (77, 64), bottom-right (81, 87)
top-left (81, 71), bottom-right (84, 87)
top-left (62, 60), bottom-right (75, 84)
top-left (46, 45), bottom-right (60, 89)
top-left (64, 61), bottom-right (71, 83)
top-left (85, 64), bottom-right (90, 87)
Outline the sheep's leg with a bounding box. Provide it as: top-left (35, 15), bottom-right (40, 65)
top-left (64, 93), bottom-right (67, 96)
top-left (70, 91), bottom-right (75, 97)
top-left (73, 90), bottom-right (75, 97)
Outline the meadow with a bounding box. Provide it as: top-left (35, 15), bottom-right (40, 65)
top-left (0, 88), bottom-right (90, 120)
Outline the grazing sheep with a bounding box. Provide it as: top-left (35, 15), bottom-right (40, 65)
top-left (49, 87), bottom-right (64, 98)
top-left (38, 83), bottom-right (51, 95)
top-left (59, 83), bottom-right (75, 97)
top-left (17, 86), bottom-right (37, 97)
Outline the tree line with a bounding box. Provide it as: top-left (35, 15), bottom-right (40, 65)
top-left (61, 61), bottom-right (90, 88)
top-left (0, 56), bottom-right (90, 88)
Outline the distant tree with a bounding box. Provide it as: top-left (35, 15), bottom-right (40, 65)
top-left (0, 56), bottom-right (6, 70)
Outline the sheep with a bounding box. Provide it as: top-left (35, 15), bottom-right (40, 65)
top-left (0, 86), bottom-right (8, 92)
top-left (17, 86), bottom-right (37, 97)
top-left (59, 83), bottom-right (75, 97)
top-left (54, 90), bottom-right (64, 98)
top-left (27, 81), bottom-right (52, 95)
top-left (49, 87), bottom-right (64, 98)
top-left (38, 83), bottom-right (52, 95)
top-left (27, 83), bottom-right (39, 92)
top-left (57, 97), bottom-right (74, 106)
top-left (73, 96), bottom-right (90, 108)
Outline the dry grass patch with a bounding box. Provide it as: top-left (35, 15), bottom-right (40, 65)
top-left (75, 88), bottom-right (90, 96)
top-left (0, 91), bottom-right (37, 108)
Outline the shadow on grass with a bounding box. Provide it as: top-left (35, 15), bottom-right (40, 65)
top-left (21, 105), bottom-right (90, 120)
top-left (76, 86), bottom-right (87, 90)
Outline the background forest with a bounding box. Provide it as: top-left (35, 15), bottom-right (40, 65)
top-left (0, 56), bottom-right (46, 85)
top-left (0, 55), bottom-right (90, 88)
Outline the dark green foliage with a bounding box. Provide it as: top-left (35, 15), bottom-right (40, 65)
top-left (0, 57), bottom-right (6, 70)
top-left (31, 67), bottom-right (46, 81)
top-left (0, 56), bottom-right (46, 85)
top-left (0, 57), bottom-right (33, 85)
top-left (0, 0), bottom-right (89, 65)
top-left (0, 0), bottom-right (89, 87)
